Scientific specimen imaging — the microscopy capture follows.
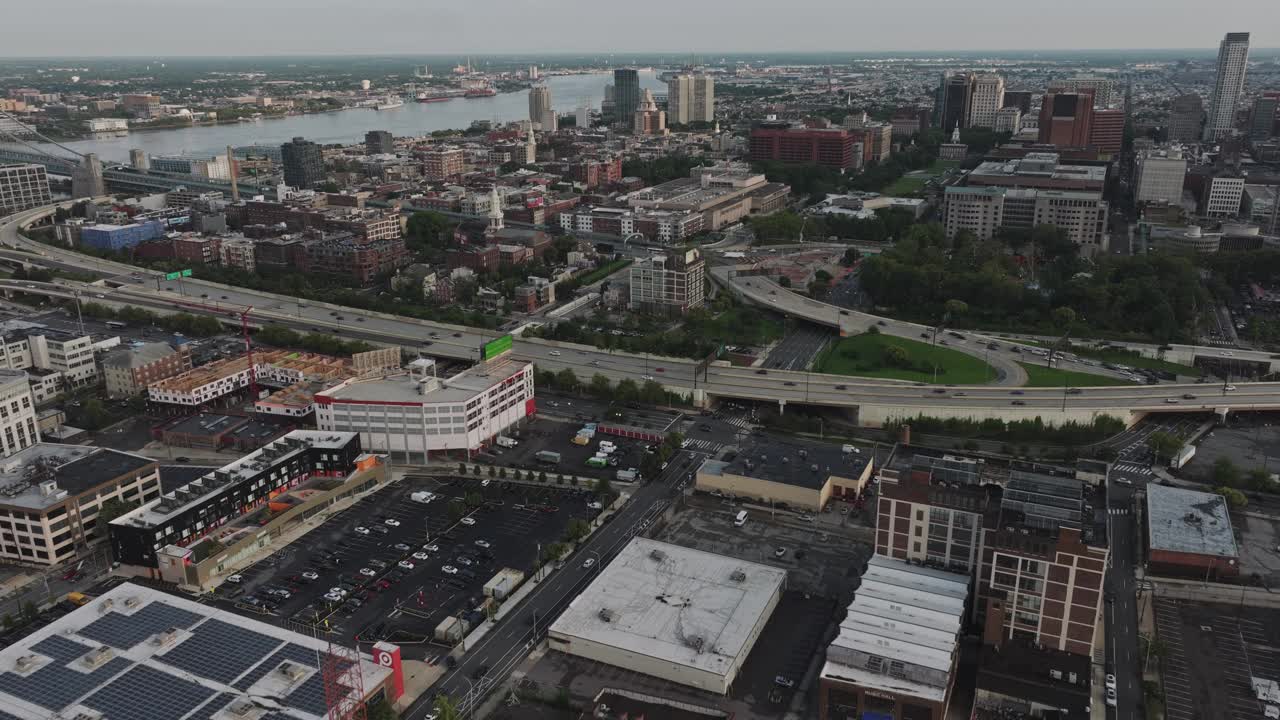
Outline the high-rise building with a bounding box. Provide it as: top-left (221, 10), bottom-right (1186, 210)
top-left (749, 121), bottom-right (860, 170)
top-left (528, 84), bottom-right (556, 131)
top-left (280, 136), bottom-right (323, 190)
top-left (0, 370), bottom-right (38, 458)
top-left (364, 130), bottom-right (394, 155)
top-left (1204, 32), bottom-right (1250, 141)
top-left (1047, 77), bottom-right (1115, 107)
top-left (1088, 108), bottom-right (1125, 155)
top-left (1135, 147), bottom-right (1188, 204)
top-left (1037, 93), bottom-right (1094, 148)
top-left (129, 148), bottom-right (149, 170)
top-left (575, 99), bottom-right (591, 128)
top-left (423, 147), bottom-right (466, 181)
top-left (1168, 94), bottom-right (1204, 143)
top-left (936, 72), bottom-right (975, 132)
top-left (633, 89), bottom-right (666, 136)
top-left (71, 153), bottom-right (105, 199)
top-left (1250, 95), bottom-right (1278, 141)
top-left (629, 248), bottom-right (706, 314)
top-left (1001, 91), bottom-right (1034, 115)
top-left (994, 107), bottom-right (1022, 134)
top-left (613, 68), bottom-right (640, 123)
top-left (967, 74), bottom-right (1005, 129)
top-left (0, 163), bottom-right (51, 215)
top-left (668, 74), bottom-right (715, 125)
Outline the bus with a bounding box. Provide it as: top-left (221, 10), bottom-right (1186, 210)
top-left (105, 321), bottom-right (127, 329)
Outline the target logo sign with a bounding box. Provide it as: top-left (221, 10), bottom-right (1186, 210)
top-left (374, 649), bottom-right (394, 667)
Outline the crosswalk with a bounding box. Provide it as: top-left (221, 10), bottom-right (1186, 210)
top-left (1113, 462), bottom-right (1153, 476)
top-left (723, 415), bottom-right (756, 430)
top-left (684, 439), bottom-right (723, 454)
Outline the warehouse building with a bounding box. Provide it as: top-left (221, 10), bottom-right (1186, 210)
top-left (695, 438), bottom-right (873, 511)
top-left (1145, 484), bottom-right (1239, 579)
top-left (0, 582), bottom-right (399, 719)
top-left (548, 538), bottom-right (786, 695)
top-left (819, 556), bottom-right (969, 720)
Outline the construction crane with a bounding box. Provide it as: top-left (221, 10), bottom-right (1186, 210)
top-left (169, 298), bottom-right (258, 399)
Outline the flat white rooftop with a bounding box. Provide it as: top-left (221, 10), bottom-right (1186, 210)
top-left (549, 538), bottom-right (786, 681)
top-left (320, 358), bottom-right (530, 406)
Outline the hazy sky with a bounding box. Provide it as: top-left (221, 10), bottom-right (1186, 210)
top-left (3, 0), bottom-right (1276, 57)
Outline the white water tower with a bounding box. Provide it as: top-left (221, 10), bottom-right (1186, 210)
top-left (360, 79), bottom-right (371, 91)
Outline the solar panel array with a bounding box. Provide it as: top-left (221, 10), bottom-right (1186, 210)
top-left (232, 642), bottom-right (320, 691)
top-left (162, 617), bottom-right (282, 684)
top-left (0, 638), bottom-right (131, 712)
top-left (83, 664), bottom-right (216, 720)
top-left (79, 602), bottom-right (204, 649)
top-left (184, 691), bottom-right (239, 720)
top-left (287, 673), bottom-right (333, 716)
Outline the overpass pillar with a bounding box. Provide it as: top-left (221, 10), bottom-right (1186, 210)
top-left (778, 399), bottom-right (786, 415)
top-left (1215, 407), bottom-right (1230, 423)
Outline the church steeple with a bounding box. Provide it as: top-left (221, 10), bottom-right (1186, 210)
top-left (487, 185), bottom-right (504, 234)
top-left (951, 123), bottom-right (961, 143)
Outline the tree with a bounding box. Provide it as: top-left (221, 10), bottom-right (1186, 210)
top-left (96, 498), bottom-right (139, 527)
top-left (20, 601), bottom-right (36, 621)
top-left (565, 519), bottom-right (591, 543)
top-left (447, 500), bottom-right (466, 523)
top-left (498, 467), bottom-right (508, 480)
top-left (366, 698), bottom-right (399, 720)
top-left (1213, 457), bottom-right (1242, 488)
top-left (1214, 485), bottom-right (1248, 510)
top-left (840, 247), bottom-right (861, 266)
top-left (457, 462), bottom-right (467, 475)
top-left (778, 276), bottom-right (792, 288)
top-left (943, 299), bottom-right (968, 321)
top-left (664, 431), bottom-right (684, 450)
top-left (487, 465), bottom-right (497, 479)
top-left (589, 373), bottom-right (612, 399)
top-left (465, 491), bottom-right (483, 508)
top-left (555, 368), bottom-right (579, 393)
top-left (471, 464), bottom-right (482, 477)
top-left (537, 471), bottom-right (547, 483)
top-left (405, 211), bottom-right (454, 254)
top-left (882, 343), bottom-right (910, 368)
top-left (1245, 468), bottom-right (1275, 492)
top-left (1146, 432), bottom-right (1184, 465)
top-left (1051, 306), bottom-right (1078, 331)
top-left (434, 694), bottom-right (462, 720)
top-left (593, 476), bottom-right (613, 498)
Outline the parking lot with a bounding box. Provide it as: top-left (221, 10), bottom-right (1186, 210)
top-left (482, 417), bottom-right (667, 485)
top-left (210, 475), bottom-right (606, 660)
top-left (658, 495), bottom-right (874, 600)
top-left (1154, 599), bottom-right (1280, 720)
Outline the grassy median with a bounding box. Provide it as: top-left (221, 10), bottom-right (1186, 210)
top-left (816, 332), bottom-right (996, 384)
top-left (1018, 362), bottom-right (1136, 388)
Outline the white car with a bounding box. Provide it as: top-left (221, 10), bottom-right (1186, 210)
top-left (474, 540), bottom-right (491, 549)
top-left (460, 517), bottom-right (476, 526)
top-left (412, 551), bottom-right (430, 561)
top-left (301, 571), bottom-right (319, 581)
top-left (587, 501), bottom-right (603, 510)
top-left (324, 592), bottom-right (344, 603)
top-left (1105, 674), bottom-right (1117, 692)
top-left (481, 479), bottom-right (490, 488)
top-left (353, 526), bottom-right (371, 536)
top-left (442, 565), bottom-right (459, 575)
top-left (225, 574), bottom-right (244, 584)
top-left (358, 567), bottom-right (376, 577)
top-left (328, 587), bottom-right (349, 598)
top-left (397, 560), bottom-right (415, 570)
top-left (582, 558), bottom-right (595, 568)
top-left (642, 375), bottom-right (655, 381)
top-left (384, 518), bottom-right (401, 527)
top-left (549, 350), bottom-right (561, 357)
top-left (1105, 688), bottom-right (1117, 707)
top-left (423, 543), bottom-right (440, 553)
top-left (1225, 384), bottom-right (1237, 391)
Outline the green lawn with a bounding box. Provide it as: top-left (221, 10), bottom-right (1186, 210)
top-left (817, 333), bottom-right (996, 384)
top-left (1018, 362), bottom-right (1136, 388)
top-left (883, 175), bottom-right (929, 196)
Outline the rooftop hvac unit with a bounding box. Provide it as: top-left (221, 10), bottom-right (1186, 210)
top-left (1050, 669), bottom-right (1063, 680)
top-left (729, 570), bottom-right (746, 582)
top-left (277, 660), bottom-right (308, 682)
top-left (149, 627), bottom-right (181, 648)
top-left (648, 549), bottom-right (666, 562)
top-left (123, 596), bottom-right (141, 609)
top-left (81, 646), bottom-right (114, 669)
top-left (228, 699), bottom-right (257, 717)
top-left (14, 655), bottom-right (36, 672)
top-left (598, 608), bottom-right (615, 622)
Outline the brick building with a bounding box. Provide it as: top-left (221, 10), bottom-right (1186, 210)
top-left (749, 121), bottom-right (859, 169)
top-left (103, 342), bottom-right (193, 398)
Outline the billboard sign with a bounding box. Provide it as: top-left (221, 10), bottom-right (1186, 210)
top-left (481, 335), bottom-right (514, 361)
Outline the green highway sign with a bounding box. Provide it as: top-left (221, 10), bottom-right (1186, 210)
top-left (481, 335), bottom-right (514, 361)
top-left (164, 269), bottom-right (193, 280)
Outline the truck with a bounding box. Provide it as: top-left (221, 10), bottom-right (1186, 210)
top-left (410, 491), bottom-right (437, 504)
top-left (535, 450), bottom-right (561, 465)
top-left (1170, 444), bottom-right (1196, 470)
top-left (597, 441), bottom-right (616, 455)
top-left (586, 456), bottom-right (607, 469)
top-left (572, 434), bottom-right (590, 446)
top-left (615, 468), bottom-right (638, 482)
top-left (496, 436), bottom-right (519, 449)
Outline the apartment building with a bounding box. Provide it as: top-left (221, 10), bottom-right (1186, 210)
top-left (423, 147), bottom-right (466, 181)
top-left (0, 443), bottom-right (158, 566)
top-left (1204, 175), bottom-right (1246, 217)
top-left (0, 163), bottom-right (51, 215)
top-left (147, 350), bottom-right (352, 407)
top-left (0, 370), bottom-right (39, 458)
top-left (628, 248), bottom-right (706, 314)
top-left (749, 121), bottom-right (859, 170)
top-left (102, 342), bottom-right (193, 398)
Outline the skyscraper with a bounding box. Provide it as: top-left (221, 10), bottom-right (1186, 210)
top-left (364, 130), bottom-right (394, 155)
top-left (1249, 95), bottom-right (1278, 141)
top-left (633, 89), bottom-right (666, 136)
top-left (528, 85), bottom-right (556, 131)
top-left (667, 74), bottom-right (715, 125)
top-left (1168, 94), bottom-right (1204, 143)
top-left (613, 69), bottom-right (640, 124)
top-left (280, 136), bottom-right (324, 190)
top-left (967, 74), bottom-right (1005, 129)
top-left (1037, 93), bottom-right (1094, 148)
top-left (936, 72), bottom-right (975, 132)
top-left (1204, 32), bottom-right (1250, 141)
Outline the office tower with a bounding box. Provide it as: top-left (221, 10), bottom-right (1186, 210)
top-left (0, 163), bottom-right (51, 214)
top-left (1168, 94), bottom-right (1204, 143)
top-left (575, 100), bottom-right (591, 128)
top-left (613, 69), bottom-right (640, 123)
top-left (528, 84), bottom-right (556, 131)
top-left (129, 149), bottom-right (149, 170)
top-left (936, 72), bottom-right (975, 132)
top-left (1250, 95), bottom-right (1278, 141)
top-left (633, 89), bottom-right (666, 136)
top-left (1089, 109), bottom-right (1125, 155)
top-left (1001, 91), bottom-right (1033, 115)
top-left (994, 107), bottom-right (1022, 134)
top-left (1135, 147), bottom-right (1188, 204)
top-left (1037, 93), bottom-right (1094, 147)
top-left (967, 74), bottom-right (1005, 129)
top-left (1047, 77), bottom-right (1115, 107)
top-left (528, 65), bottom-right (538, 80)
top-left (71, 153), bottom-right (105, 199)
top-left (280, 136), bottom-right (324, 190)
top-left (364, 130), bottom-right (394, 155)
top-left (1204, 32), bottom-right (1250, 141)
top-left (749, 121), bottom-right (859, 170)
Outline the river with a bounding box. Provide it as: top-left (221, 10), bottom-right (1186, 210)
top-left (26, 71), bottom-right (665, 163)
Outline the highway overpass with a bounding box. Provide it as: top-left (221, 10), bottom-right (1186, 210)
top-left (6, 201), bottom-right (1280, 425)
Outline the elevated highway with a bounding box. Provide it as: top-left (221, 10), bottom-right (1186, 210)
top-left (6, 201), bottom-right (1280, 425)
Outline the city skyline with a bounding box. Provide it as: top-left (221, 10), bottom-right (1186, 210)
top-left (2, 0), bottom-right (1279, 57)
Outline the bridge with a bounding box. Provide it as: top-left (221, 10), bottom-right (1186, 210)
top-left (7, 200), bottom-right (1280, 427)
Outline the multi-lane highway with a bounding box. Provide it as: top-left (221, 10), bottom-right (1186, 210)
top-left (6, 201), bottom-right (1280, 420)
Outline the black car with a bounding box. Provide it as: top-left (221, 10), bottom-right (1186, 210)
top-left (783, 381), bottom-right (797, 387)
top-left (755, 369), bottom-right (767, 375)
top-left (835, 384), bottom-right (847, 390)
top-left (473, 664), bottom-right (490, 679)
